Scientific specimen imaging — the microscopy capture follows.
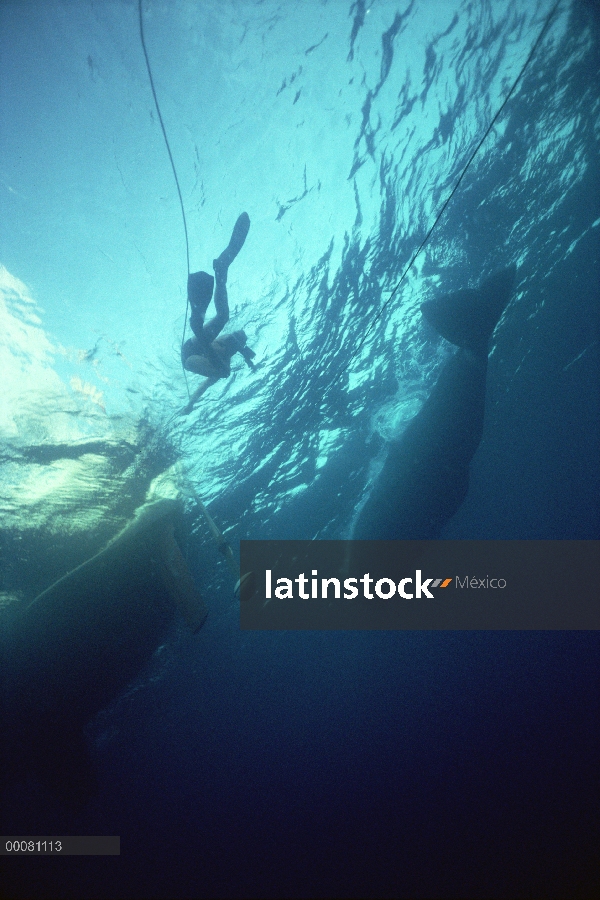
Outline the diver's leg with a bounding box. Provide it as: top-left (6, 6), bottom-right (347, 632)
top-left (187, 271), bottom-right (214, 339)
top-left (202, 266), bottom-right (229, 343)
top-left (201, 213), bottom-right (251, 343)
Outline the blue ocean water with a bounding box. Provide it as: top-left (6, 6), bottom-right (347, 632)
top-left (1, 1), bottom-right (598, 898)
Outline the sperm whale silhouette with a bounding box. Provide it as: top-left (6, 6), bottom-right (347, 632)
top-left (353, 266), bottom-right (517, 540)
top-left (0, 499), bottom-right (206, 808)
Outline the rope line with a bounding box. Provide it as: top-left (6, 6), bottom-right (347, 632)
top-left (350, 0), bottom-right (561, 365)
top-left (138, 0), bottom-right (191, 395)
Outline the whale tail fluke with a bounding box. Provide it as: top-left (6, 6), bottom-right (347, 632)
top-left (421, 265), bottom-right (517, 355)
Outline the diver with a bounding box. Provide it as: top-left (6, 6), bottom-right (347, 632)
top-left (180, 212), bottom-right (256, 415)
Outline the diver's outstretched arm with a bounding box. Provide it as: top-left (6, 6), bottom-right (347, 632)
top-left (179, 377), bottom-right (219, 415)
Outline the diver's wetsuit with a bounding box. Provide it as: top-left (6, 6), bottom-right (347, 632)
top-left (181, 212), bottom-right (255, 379)
top-left (181, 269), bottom-right (231, 377)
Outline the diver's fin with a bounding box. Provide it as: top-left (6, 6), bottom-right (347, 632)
top-left (421, 265), bottom-right (517, 355)
top-left (187, 271), bottom-right (214, 308)
top-left (213, 212), bottom-right (251, 273)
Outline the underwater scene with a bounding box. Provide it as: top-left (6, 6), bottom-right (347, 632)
top-left (1, 0), bottom-right (598, 897)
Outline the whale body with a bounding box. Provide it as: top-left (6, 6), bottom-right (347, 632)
top-left (0, 499), bottom-right (206, 807)
top-left (353, 266), bottom-right (517, 541)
